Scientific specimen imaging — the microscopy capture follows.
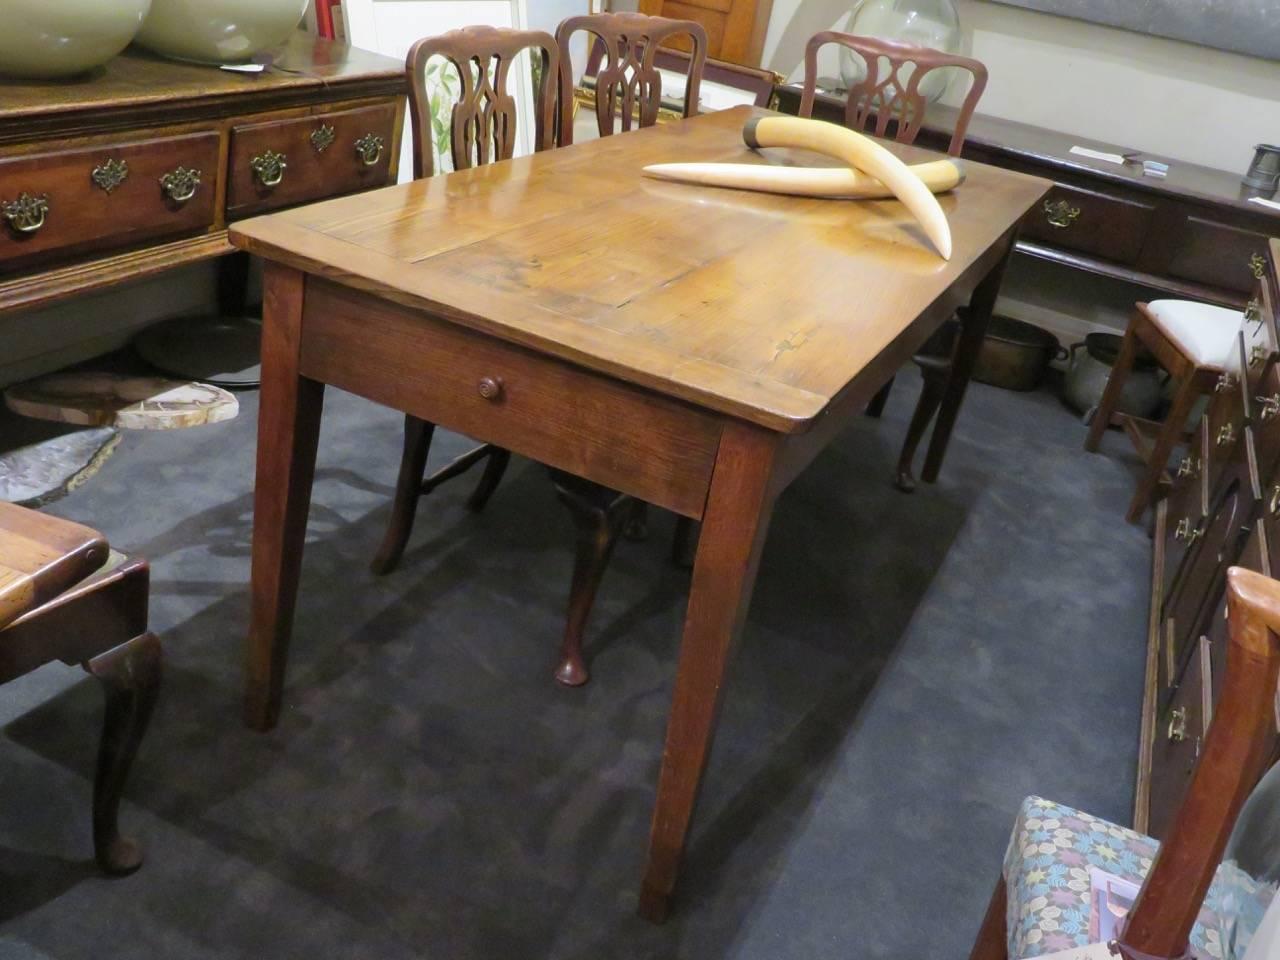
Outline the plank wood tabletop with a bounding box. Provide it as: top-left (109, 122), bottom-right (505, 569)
top-left (231, 105), bottom-right (1049, 433)
top-left (231, 104), bottom-right (1050, 921)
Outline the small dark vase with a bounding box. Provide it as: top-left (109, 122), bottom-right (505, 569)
top-left (1243, 144), bottom-right (1280, 195)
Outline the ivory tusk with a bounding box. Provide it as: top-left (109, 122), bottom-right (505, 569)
top-left (642, 158), bottom-right (966, 200)
top-left (743, 115), bottom-right (953, 260)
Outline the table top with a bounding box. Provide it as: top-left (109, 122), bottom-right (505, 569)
top-left (230, 105), bottom-right (1050, 432)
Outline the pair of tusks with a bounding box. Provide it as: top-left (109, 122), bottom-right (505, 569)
top-left (642, 115), bottom-right (957, 260)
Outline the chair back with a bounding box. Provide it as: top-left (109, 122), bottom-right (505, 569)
top-left (1119, 567), bottom-right (1280, 959)
top-left (405, 25), bottom-right (559, 178)
top-left (556, 12), bottom-right (707, 145)
top-left (798, 31), bottom-right (987, 157)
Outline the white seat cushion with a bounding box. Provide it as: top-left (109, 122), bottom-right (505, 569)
top-left (1148, 299), bottom-right (1244, 368)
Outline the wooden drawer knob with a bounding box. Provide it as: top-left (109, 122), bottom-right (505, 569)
top-left (477, 376), bottom-right (503, 401)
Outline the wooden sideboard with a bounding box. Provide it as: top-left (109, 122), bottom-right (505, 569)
top-left (1135, 239), bottom-right (1280, 837)
top-left (0, 34), bottom-right (405, 318)
top-left (777, 85), bottom-right (1280, 309)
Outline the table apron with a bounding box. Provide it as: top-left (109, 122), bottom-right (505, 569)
top-left (297, 277), bottom-right (723, 520)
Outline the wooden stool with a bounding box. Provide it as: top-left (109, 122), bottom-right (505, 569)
top-left (1085, 299), bottom-right (1243, 524)
top-left (0, 502), bottom-right (161, 874)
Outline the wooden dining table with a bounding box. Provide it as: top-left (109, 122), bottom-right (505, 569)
top-left (229, 104), bottom-right (1050, 921)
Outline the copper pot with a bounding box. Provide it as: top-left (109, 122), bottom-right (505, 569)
top-left (972, 314), bottom-right (1064, 392)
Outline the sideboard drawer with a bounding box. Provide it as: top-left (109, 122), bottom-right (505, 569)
top-left (1018, 184), bottom-right (1155, 265)
top-left (1163, 417), bottom-right (1209, 597)
top-left (0, 132), bottom-right (219, 270)
top-left (227, 102), bottom-right (397, 218)
top-left (1148, 633), bottom-right (1212, 840)
top-left (1161, 212), bottom-right (1272, 296)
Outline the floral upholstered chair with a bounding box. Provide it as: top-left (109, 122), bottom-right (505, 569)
top-left (970, 567), bottom-right (1280, 960)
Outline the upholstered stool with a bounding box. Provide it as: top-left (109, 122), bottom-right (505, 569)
top-left (1085, 299), bottom-right (1243, 523)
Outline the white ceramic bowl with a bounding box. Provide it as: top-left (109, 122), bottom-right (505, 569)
top-left (135, 0), bottom-right (308, 65)
top-left (0, 0), bottom-right (152, 79)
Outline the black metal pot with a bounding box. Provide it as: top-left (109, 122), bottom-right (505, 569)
top-left (972, 314), bottom-right (1064, 391)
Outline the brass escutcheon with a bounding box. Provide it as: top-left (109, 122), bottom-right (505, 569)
top-left (354, 133), bottom-right (384, 167)
top-left (159, 167), bottom-right (201, 203)
top-left (311, 123), bottom-right (336, 153)
top-left (1216, 372), bottom-right (1237, 393)
top-left (1, 192), bottom-right (49, 234)
top-left (1167, 706), bottom-right (1187, 742)
top-left (251, 150), bottom-right (287, 188)
top-left (1218, 423), bottom-right (1237, 446)
top-left (1251, 252), bottom-right (1267, 280)
top-left (1043, 198), bottom-right (1080, 229)
top-left (91, 157), bottom-right (129, 194)
top-left (1176, 456), bottom-right (1200, 479)
top-left (1258, 394), bottom-right (1280, 421)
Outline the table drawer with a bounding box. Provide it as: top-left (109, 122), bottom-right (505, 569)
top-left (227, 102), bottom-right (397, 218)
top-left (1161, 212), bottom-right (1272, 296)
top-left (1018, 184), bottom-right (1155, 265)
top-left (0, 132), bottom-right (219, 270)
top-left (298, 277), bottom-right (721, 518)
top-left (1148, 632), bottom-right (1211, 840)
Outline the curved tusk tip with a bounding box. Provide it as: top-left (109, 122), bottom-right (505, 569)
top-left (950, 160), bottom-right (967, 187)
top-left (742, 117), bottom-right (763, 150)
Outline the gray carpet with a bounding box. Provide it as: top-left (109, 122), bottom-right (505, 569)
top-left (0, 367), bottom-right (1150, 959)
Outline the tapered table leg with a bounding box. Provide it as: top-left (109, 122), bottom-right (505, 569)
top-left (245, 265), bottom-right (325, 731)
top-left (638, 422), bottom-right (780, 922)
top-left (922, 235), bottom-right (1015, 484)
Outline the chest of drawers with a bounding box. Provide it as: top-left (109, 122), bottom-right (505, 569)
top-left (1139, 239), bottom-right (1280, 837)
top-left (0, 34), bottom-right (405, 319)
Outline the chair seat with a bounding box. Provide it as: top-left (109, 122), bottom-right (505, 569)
top-left (1148, 300), bottom-right (1245, 368)
top-left (1003, 797), bottom-right (1276, 959)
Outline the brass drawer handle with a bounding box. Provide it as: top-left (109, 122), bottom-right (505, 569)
top-left (477, 376), bottom-right (503, 401)
top-left (1245, 298), bottom-right (1263, 325)
top-left (2, 192), bottom-right (49, 234)
top-left (1258, 394), bottom-right (1280, 421)
top-left (92, 158), bottom-right (129, 194)
top-left (159, 166), bottom-right (201, 204)
top-left (1174, 518), bottom-right (1200, 544)
top-left (1251, 344), bottom-right (1269, 369)
top-left (1176, 456), bottom-right (1200, 479)
top-left (1252, 252), bottom-right (1267, 280)
top-left (251, 150), bottom-right (287, 188)
top-left (1043, 198), bottom-right (1080, 229)
top-left (311, 123), bottom-right (336, 153)
top-left (1168, 706), bottom-right (1188, 742)
top-left (1217, 422), bottom-right (1237, 446)
top-left (354, 133), bottom-right (385, 167)
top-left (1216, 372), bottom-right (1237, 393)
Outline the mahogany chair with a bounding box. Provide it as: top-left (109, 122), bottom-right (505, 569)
top-left (0, 501), bottom-right (161, 875)
top-left (969, 565), bottom-right (1280, 960)
top-left (542, 12), bottom-right (708, 686)
top-left (1085, 300), bottom-right (1244, 524)
top-left (371, 26), bottom-right (560, 576)
top-left (555, 12), bottom-right (707, 146)
top-left (798, 31), bottom-right (989, 491)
